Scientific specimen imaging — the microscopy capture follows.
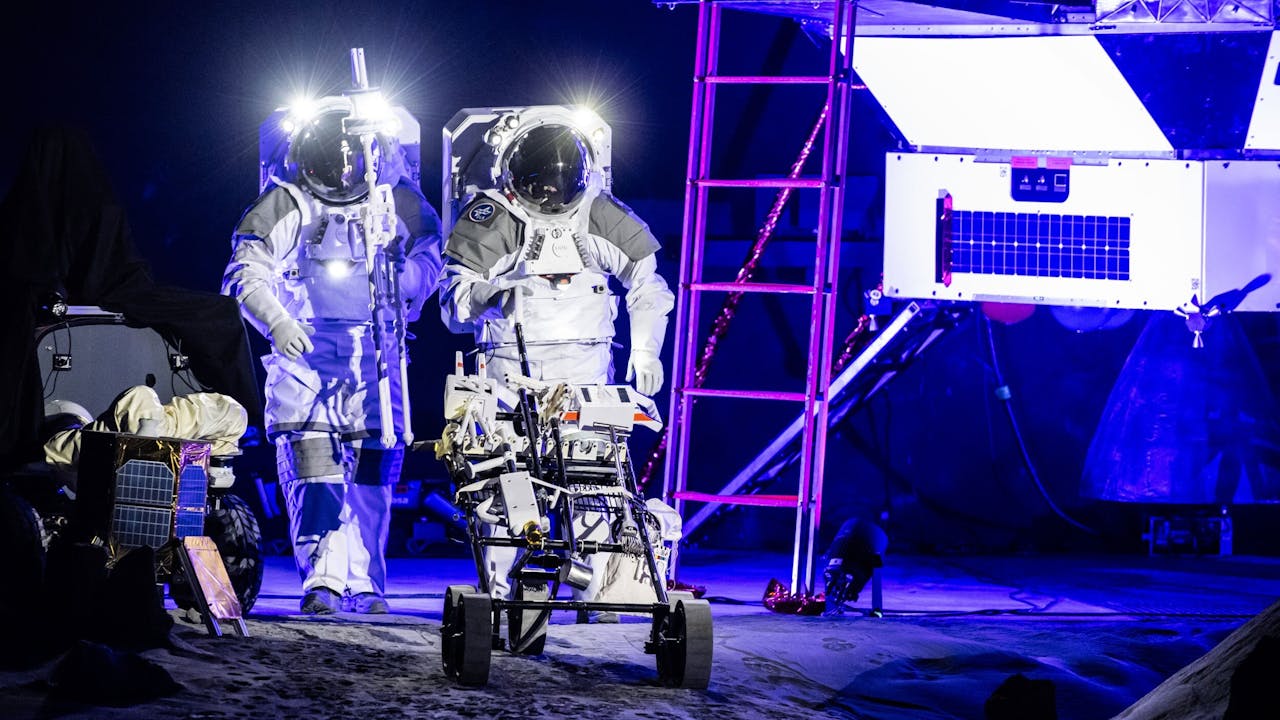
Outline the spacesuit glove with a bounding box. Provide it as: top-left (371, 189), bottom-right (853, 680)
top-left (271, 318), bottom-right (315, 360)
top-left (626, 350), bottom-right (664, 396)
top-left (240, 286), bottom-right (314, 360)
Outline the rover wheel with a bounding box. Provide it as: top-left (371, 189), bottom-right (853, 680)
top-left (655, 598), bottom-right (713, 689)
top-left (0, 487), bottom-right (44, 614)
top-left (440, 583), bottom-right (477, 674)
top-left (442, 584), bottom-right (477, 630)
top-left (443, 591), bottom-right (492, 686)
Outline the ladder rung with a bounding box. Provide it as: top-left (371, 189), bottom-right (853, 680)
top-left (705, 75), bottom-right (831, 85)
top-left (682, 388), bottom-right (809, 402)
top-left (675, 491), bottom-right (799, 508)
top-left (689, 281), bottom-right (816, 295)
top-left (696, 178), bottom-right (824, 189)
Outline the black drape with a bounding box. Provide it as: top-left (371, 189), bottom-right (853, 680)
top-left (0, 125), bottom-right (261, 470)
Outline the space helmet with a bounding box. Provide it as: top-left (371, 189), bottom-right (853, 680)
top-left (502, 124), bottom-right (590, 215)
top-left (291, 108), bottom-right (382, 204)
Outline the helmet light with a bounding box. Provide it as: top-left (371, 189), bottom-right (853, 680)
top-left (572, 106), bottom-right (598, 130)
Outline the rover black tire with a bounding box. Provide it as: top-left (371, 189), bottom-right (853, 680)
top-left (443, 591), bottom-right (492, 686)
top-left (655, 598), bottom-right (714, 689)
top-left (0, 487), bottom-right (44, 614)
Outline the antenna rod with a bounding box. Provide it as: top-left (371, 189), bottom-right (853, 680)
top-left (350, 47), bottom-right (369, 89)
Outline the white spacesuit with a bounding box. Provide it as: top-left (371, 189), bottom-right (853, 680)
top-left (439, 120), bottom-right (673, 611)
top-left (223, 101), bottom-right (442, 615)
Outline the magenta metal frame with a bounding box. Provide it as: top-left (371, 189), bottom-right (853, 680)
top-left (662, 0), bottom-right (859, 595)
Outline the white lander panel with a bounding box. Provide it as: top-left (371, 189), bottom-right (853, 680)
top-left (883, 153), bottom-right (1280, 312)
top-left (1246, 31), bottom-right (1280, 151)
top-left (853, 36), bottom-right (1173, 154)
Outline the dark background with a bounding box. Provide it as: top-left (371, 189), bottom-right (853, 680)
top-left (6, 1), bottom-right (1280, 559)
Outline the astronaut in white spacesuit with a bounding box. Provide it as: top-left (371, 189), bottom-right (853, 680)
top-left (222, 98), bottom-right (442, 615)
top-left (439, 117), bottom-right (673, 619)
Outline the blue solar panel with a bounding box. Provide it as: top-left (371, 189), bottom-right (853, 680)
top-left (115, 459), bottom-right (174, 507)
top-left (112, 458), bottom-right (208, 547)
top-left (114, 460), bottom-right (175, 549)
top-left (175, 465), bottom-right (208, 539)
top-left (112, 506), bottom-right (173, 549)
top-left (945, 210), bottom-right (1131, 281)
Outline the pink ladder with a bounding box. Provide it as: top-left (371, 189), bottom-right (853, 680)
top-left (662, 0), bottom-right (859, 596)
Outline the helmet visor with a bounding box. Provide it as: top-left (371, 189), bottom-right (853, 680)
top-left (503, 124), bottom-right (588, 214)
top-left (294, 110), bottom-right (379, 203)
